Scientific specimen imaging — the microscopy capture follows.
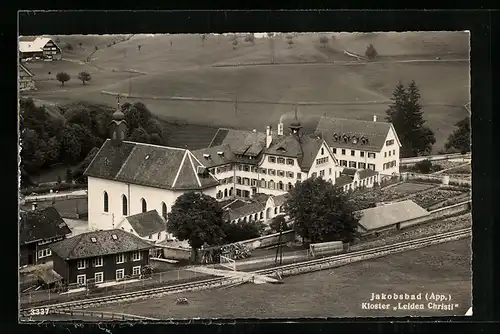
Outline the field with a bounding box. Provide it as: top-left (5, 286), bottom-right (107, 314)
top-left (92, 238), bottom-right (471, 318)
top-left (22, 32), bottom-right (470, 153)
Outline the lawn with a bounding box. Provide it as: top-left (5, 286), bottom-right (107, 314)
top-left (92, 238), bottom-right (471, 318)
top-left (25, 32), bottom-right (470, 153)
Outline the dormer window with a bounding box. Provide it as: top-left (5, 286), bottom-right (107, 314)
top-left (352, 136), bottom-right (358, 144)
top-left (333, 133), bottom-right (339, 141)
top-left (217, 151), bottom-right (224, 156)
top-left (277, 147), bottom-right (286, 152)
top-left (343, 135), bottom-right (348, 143)
top-left (203, 154), bottom-right (211, 159)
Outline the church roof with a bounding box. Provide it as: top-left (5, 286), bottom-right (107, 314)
top-left (84, 140), bottom-right (219, 190)
top-left (315, 116), bottom-right (393, 151)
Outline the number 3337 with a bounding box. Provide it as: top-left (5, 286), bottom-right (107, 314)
top-left (30, 308), bottom-right (50, 316)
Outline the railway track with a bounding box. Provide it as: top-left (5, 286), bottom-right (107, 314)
top-left (20, 228), bottom-right (470, 315)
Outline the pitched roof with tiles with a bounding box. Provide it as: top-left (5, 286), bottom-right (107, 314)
top-left (253, 193), bottom-right (271, 204)
top-left (125, 210), bottom-right (166, 237)
top-left (341, 168), bottom-right (358, 177)
top-left (192, 144), bottom-right (236, 168)
top-left (356, 200), bottom-right (429, 232)
top-left (266, 134), bottom-right (324, 172)
top-left (219, 129), bottom-right (266, 157)
top-left (226, 201), bottom-right (265, 221)
top-left (335, 175), bottom-right (354, 187)
top-left (358, 169), bottom-right (378, 180)
top-left (315, 116), bottom-right (393, 151)
top-left (50, 229), bottom-right (154, 260)
top-left (84, 140), bottom-right (219, 190)
top-left (19, 207), bottom-right (72, 245)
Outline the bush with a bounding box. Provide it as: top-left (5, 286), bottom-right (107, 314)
top-left (365, 44), bottom-right (378, 60)
top-left (222, 220), bottom-right (264, 244)
top-left (414, 159), bottom-right (433, 174)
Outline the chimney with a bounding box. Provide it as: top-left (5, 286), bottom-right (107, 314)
top-left (266, 126), bottom-right (273, 148)
top-left (277, 122), bottom-right (284, 136)
top-left (32, 202), bottom-right (37, 211)
top-left (373, 115), bottom-right (377, 122)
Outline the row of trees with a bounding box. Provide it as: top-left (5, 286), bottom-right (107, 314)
top-left (56, 71), bottom-right (92, 86)
top-left (167, 177), bottom-right (360, 262)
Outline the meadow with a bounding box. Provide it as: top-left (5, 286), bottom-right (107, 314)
top-left (24, 32), bottom-right (470, 152)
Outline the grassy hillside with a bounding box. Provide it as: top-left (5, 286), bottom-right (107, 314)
top-left (25, 32), bottom-right (470, 153)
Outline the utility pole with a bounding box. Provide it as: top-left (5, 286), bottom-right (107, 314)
top-left (234, 93), bottom-right (238, 116)
top-left (275, 221), bottom-right (284, 265)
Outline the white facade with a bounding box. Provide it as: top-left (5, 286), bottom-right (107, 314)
top-left (330, 125), bottom-right (400, 175)
top-left (88, 176), bottom-right (217, 231)
top-left (211, 140), bottom-right (342, 201)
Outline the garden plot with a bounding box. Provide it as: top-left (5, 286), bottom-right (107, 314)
top-left (350, 182), bottom-right (437, 211)
top-left (411, 188), bottom-right (465, 209)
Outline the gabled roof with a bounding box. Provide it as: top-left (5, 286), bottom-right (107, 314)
top-left (19, 63), bottom-right (34, 77)
top-left (19, 207), bottom-right (71, 245)
top-left (50, 229), bottom-right (154, 260)
top-left (357, 200), bottom-right (429, 232)
top-left (219, 129), bottom-right (266, 157)
top-left (124, 210), bottom-right (166, 237)
top-left (84, 140), bottom-right (219, 190)
top-left (265, 134), bottom-right (324, 172)
top-left (315, 116), bottom-right (392, 151)
top-left (341, 168), bottom-right (358, 177)
top-left (192, 144), bottom-right (236, 168)
top-left (19, 37), bottom-right (58, 53)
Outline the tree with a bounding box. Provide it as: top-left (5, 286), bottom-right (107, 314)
top-left (287, 39), bottom-right (294, 48)
top-left (270, 214), bottom-right (290, 233)
top-left (200, 34), bottom-right (206, 47)
top-left (284, 177), bottom-right (360, 243)
top-left (138, 44), bottom-right (142, 52)
top-left (365, 44), bottom-right (378, 60)
top-left (222, 220), bottom-right (264, 244)
top-left (65, 43), bottom-right (73, 51)
top-left (128, 127), bottom-right (150, 144)
top-left (57, 175), bottom-right (62, 184)
top-left (319, 36), bottom-right (329, 48)
top-left (167, 192), bottom-right (226, 262)
top-left (445, 117), bottom-right (470, 154)
top-left (232, 39), bottom-right (238, 49)
top-left (385, 81), bottom-right (436, 157)
top-left (286, 34), bottom-right (293, 40)
top-left (56, 72), bottom-right (70, 87)
top-left (77, 72), bottom-right (91, 85)
top-left (267, 32), bottom-right (274, 38)
top-left (414, 159), bottom-right (433, 174)
top-left (78, 42), bottom-right (82, 48)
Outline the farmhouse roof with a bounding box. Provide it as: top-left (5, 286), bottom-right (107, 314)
top-left (19, 63), bottom-right (34, 77)
top-left (18, 37), bottom-right (55, 53)
top-left (124, 210), bottom-right (166, 237)
top-left (315, 116), bottom-right (392, 151)
top-left (50, 229), bottom-right (154, 260)
top-left (84, 139), bottom-right (219, 190)
top-left (356, 200), bottom-right (429, 232)
top-left (19, 207), bottom-right (71, 245)
top-left (265, 134), bottom-right (324, 172)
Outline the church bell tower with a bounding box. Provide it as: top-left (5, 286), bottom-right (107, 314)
top-left (110, 95), bottom-right (128, 144)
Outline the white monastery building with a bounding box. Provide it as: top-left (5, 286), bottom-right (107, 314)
top-left (85, 104), bottom-right (399, 231)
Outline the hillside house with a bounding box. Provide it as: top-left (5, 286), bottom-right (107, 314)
top-left (19, 63), bottom-right (36, 91)
top-left (315, 115), bottom-right (402, 176)
top-left (19, 36), bottom-right (62, 61)
top-left (49, 229), bottom-right (154, 286)
top-left (19, 206), bottom-right (72, 266)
